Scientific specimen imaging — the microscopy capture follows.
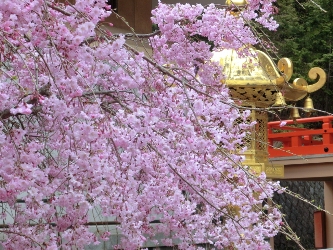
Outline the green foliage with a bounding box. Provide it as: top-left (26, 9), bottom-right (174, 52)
top-left (267, 0), bottom-right (333, 113)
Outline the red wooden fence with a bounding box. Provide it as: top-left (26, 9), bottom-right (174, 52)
top-left (268, 116), bottom-right (333, 158)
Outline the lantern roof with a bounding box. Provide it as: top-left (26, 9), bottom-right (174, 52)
top-left (211, 47), bottom-right (326, 106)
top-left (211, 47), bottom-right (280, 86)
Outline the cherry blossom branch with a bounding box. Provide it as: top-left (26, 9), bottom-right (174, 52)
top-left (116, 30), bottom-right (161, 38)
top-left (0, 230), bottom-right (43, 247)
top-left (0, 1), bottom-right (299, 248)
top-left (46, 1), bottom-right (71, 16)
top-left (147, 143), bottom-right (222, 213)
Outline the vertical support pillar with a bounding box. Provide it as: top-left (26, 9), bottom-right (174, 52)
top-left (324, 180), bottom-right (333, 247)
top-left (106, 0), bottom-right (152, 33)
top-left (270, 237), bottom-right (274, 249)
top-left (322, 117), bottom-right (333, 145)
top-left (314, 211), bottom-right (326, 248)
top-left (291, 135), bottom-right (302, 148)
top-left (135, 0), bottom-right (153, 33)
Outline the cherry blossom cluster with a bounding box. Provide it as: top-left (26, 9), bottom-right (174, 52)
top-left (0, 0), bottom-right (283, 249)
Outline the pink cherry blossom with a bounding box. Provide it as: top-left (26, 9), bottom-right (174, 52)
top-left (10, 103), bottom-right (33, 115)
top-left (0, 0), bottom-right (288, 249)
top-left (279, 121), bottom-right (287, 127)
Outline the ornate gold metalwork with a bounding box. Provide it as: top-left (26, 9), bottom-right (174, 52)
top-left (212, 47), bottom-right (326, 179)
top-left (276, 57), bottom-right (293, 85)
top-left (212, 49), bottom-right (327, 104)
top-left (283, 67), bottom-right (326, 101)
top-left (226, 0), bottom-right (248, 5)
top-left (290, 107), bottom-right (301, 119)
top-left (307, 67), bottom-right (327, 93)
top-left (304, 96), bottom-right (314, 112)
top-left (211, 48), bottom-right (281, 108)
top-left (235, 110), bottom-right (284, 178)
top-left (273, 92), bottom-right (287, 106)
top-left (265, 164), bottom-right (284, 178)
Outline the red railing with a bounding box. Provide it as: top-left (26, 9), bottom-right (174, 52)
top-left (268, 116), bottom-right (333, 158)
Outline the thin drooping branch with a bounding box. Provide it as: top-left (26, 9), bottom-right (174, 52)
top-left (307, 0), bottom-right (327, 12)
top-left (46, 1), bottom-right (71, 16)
top-left (0, 84), bottom-right (50, 119)
top-left (116, 30), bottom-right (161, 38)
top-left (0, 1), bottom-right (296, 248)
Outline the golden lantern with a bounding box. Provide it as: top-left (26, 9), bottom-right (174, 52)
top-left (211, 47), bottom-right (326, 178)
top-left (210, 0), bottom-right (327, 179)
